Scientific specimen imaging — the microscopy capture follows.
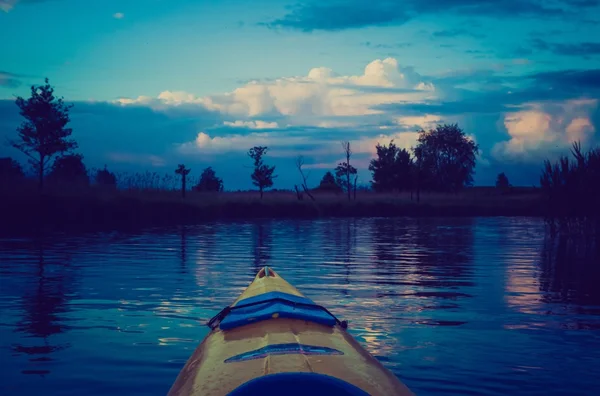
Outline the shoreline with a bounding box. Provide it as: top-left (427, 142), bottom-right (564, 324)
top-left (0, 189), bottom-right (546, 233)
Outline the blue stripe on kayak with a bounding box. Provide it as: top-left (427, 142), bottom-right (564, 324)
top-left (228, 373), bottom-right (369, 396)
top-left (224, 343), bottom-right (343, 363)
top-left (219, 291), bottom-right (336, 330)
top-left (234, 291), bottom-right (316, 308)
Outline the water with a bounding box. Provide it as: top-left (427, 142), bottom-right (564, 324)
top-left (0, 217), bottom-right (599, 395)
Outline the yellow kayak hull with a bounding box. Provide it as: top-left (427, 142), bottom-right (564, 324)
top-left (168, 267), bottom-right (413, 395)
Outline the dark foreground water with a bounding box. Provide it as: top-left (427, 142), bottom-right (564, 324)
top-left (1, 217), bottom-right (599, 395)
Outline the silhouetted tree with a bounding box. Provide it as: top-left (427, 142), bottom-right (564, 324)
top-left (295, 155), bottom-right (315, 201)
top-left (316, 171), bottom-right (342, 193)
top-left (47, 154), bottom-right (89, 188)
top-left (194, 166), bottom-right (223, 192)
top-left (496, 172), bottom-right (511, 191)
top-left (335, 141), bottom-right (357, 200)
top-left (413, 123), bottom-right (479, 191)
top-left (248, 146), bottom-right (276, 199)
top-left (369, 140), bottom-right (414, 192)
top-left (95, 165), bottom-right (117, 189)
top-left (175, 164), bottom-right (191, 198)
top-left (0, 157), bottom-right (26, 187)
top-left (9, 78), bottom-right (77, 192)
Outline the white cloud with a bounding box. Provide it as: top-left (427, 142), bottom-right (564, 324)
top-left (113, 12), bottom-right (124, 19)
top-left (115, 57), bottom-right (437, 121)
top-left (223, 120), bottom-right (279, 129)
top-left (395, 114), bottom-right (442, 130)
top-left (352, 131), bottom-right (420, 156)
top-left (492, 98), bottom-right (598, 161)
top-left (178, 131), bottom-right (311, 155)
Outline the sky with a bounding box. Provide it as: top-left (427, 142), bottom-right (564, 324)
top-left (1, 0), bottom-right (599, 189)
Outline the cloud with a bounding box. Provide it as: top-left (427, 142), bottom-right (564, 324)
top-left (117, 57), bottom-right (437, 120)
top-left (0, 0), bottom-right (52, 12)
top-left (113, 12), bottom-right (124, 19)
top-left (361, 42), bottom-right (412, 49)
top-left (262, 0), bottom-right (575, 32)
top-left (0, 71), bottom-right (22, 88)
top-left (223, 120), bottom-right (280, 129)
top-left (492, 99), bottom-right (598, 161)
top-left (432, 29), bottom-right (486, 39)
top-left (531, 38), bottom-right (600, 57)
top-left (262, 2), bottom-right (410, 32)
top-left (178, 131), bottom-right (316, 156)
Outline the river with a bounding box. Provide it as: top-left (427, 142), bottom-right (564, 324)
top-left (1, 217), bottom-right (599, 395)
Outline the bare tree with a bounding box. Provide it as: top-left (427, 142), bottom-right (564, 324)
top-left (336, 141), bottom-right (356, 201)
top-left (295, 155), bottom-right (315, 201)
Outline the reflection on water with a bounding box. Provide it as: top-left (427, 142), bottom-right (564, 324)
top-left (1, 218), bottom-right (599, 395)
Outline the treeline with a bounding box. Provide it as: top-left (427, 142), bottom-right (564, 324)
top-left (1, 78), bottom-right (598, 237)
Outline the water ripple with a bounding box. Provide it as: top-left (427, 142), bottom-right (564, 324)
top-left (0, 217), bottom-right (599, 395)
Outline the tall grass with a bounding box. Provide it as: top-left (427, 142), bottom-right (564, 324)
top-left (540, 142), bottom-right (600, 237)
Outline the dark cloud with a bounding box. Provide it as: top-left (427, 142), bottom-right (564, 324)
top-left (375, 68), bottom-right (600, 117)
top-left (0, 71), bottom-right (22, 88)
top-left (361, 41), bottom-right (412, 49)
top-left (0, 99), bottom-right (225, 171)
top-left (261, 2), bottom-right (410, 32)
top-left (531, 38), bottom-right (600, 57)
top-left (432, 29), bottom-right (485, 39)
top-left (263, 0), bottom-right (577, 32)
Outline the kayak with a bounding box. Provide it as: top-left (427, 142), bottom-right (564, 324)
top-left (168, 266), bottom-right (414, 395)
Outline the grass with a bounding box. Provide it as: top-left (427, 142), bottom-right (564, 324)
top-left (0, 183), bottom-right (545, 233)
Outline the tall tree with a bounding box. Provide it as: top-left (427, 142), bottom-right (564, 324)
top-left (368, 140), bottom-right (413, 192)
top-left (194, 166), bottom-right (223, 192)
top-left (9, 78), bottom-right (77, 192)
top-left (175, 164), bottom-right (191, 198)
top-left (47, 153), bottom-right (89, 187)
top-left (413, 123), bottom-right (479, 191)
top-left (248, 146), bottom-right (276, 199)
top-left (335, 141), bottom-right (357, 200)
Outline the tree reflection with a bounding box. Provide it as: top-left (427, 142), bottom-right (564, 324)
top-left (178, 225), bottom-right (188, 274)
top-left (371, 218), bottom-right (476, 298)
top-left (539, 234), bottom-right (600, 306)
top-left (12, 237), bottom-right (76, 362)
top-left (252, 221), bottom-right (272, 273)
top-left (326, 219), bottom-right (357, 296)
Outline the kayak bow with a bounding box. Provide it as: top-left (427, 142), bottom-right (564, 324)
top-left (168, 266), bottom-right (414, 396)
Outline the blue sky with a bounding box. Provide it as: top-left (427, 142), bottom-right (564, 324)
top-left (1, 0), bottom-right (599, 189)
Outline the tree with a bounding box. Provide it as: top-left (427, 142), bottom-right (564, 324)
top-left (47, 153), bottom-right (89, 187)
top-left (175, 164), bottom-right (191, 198)
top-left (248, 146), bottom-right (276, 199)
top-left (413, 123), bottom-right (479, 191)
top-left (9, 78), bottom-right (77, 192)
top-left (0, 157), bottom-right (26, 187)
top-left (335, 141), bottom-right (357, 200)
top-left (95, 165), bottom-right (117, 189)
top-left (316, 171), bottom-right (342, 193)
top-left (194, 166), bottom-right (223, 192)
top-left (496, 172), bottom-right (511, 191)
top-left (295, 155), bottom-right (315, 201)
top-left (369, 140), bottom-right (413, 192)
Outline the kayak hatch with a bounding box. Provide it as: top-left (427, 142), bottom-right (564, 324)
top-left (168, 266), bottom-right (414, 396)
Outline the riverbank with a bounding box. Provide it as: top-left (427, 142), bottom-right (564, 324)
top-left (0, 187), bottom-right (545, 233)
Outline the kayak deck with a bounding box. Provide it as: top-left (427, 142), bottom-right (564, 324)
top-left (168, 267), bottom-right (414, 395)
